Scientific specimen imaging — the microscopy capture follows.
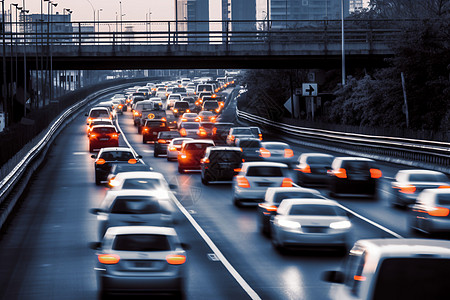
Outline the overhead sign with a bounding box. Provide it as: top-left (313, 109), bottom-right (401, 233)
top-left (302, 83), bottom-right (318, 97)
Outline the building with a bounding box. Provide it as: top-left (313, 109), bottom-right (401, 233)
top-left (270, 0), bottom-right (349, 28)
top-left (26, 12), bottom-right (73, 43)
top-left (350, 0), bottom-right (365, 12)
top-left (177, 0), bottom-right (209, 42)
top-left (221, 0), bottom-right (257, 41)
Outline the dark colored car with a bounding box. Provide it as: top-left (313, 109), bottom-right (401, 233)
top-left (106, 161), bottom-right (153, 186)
top-left (257, 187), bottom-right (324, 235)
top-left (200, 146), bottom-right (243, 185)
top-left (295, 153), bottom-right (334, 186)
top-left (154, 131), bottom-right (182, 157)
top-left (178, 140), bottom-right (215, 173)
top-left (236, 138), bottom-right (263, 162)
top-left (202, 100), bottom-right (220, 114)
top-left (211, 122), bottom-right (234, 144)
top-left (328, 157), bottom-right (382, 198)
top-left (91, 147), bottom-right (142, 185)
top-left (172, 101), bottom-right (191, 118)
top-left (142, 119), bottom-right (170, 143)
top-left (89, 125), bottom-right (120, 152)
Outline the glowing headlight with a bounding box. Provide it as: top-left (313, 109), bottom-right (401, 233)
top-left (330, 220), bottom-right (351, 229)
top-left (277, 219), bottom-right (301, 230)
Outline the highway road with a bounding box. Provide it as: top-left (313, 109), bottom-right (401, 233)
top-left (0, 87), bottom-right (429, 300)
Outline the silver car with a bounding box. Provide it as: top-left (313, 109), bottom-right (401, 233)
top-left (232, 162), bottom-right (293, 206)
top-left (90, 190), bottom-right (175, 239)
top-left (92, 226), bottom-right (187, 297)
top-left (410, 188), bottom-right (450, 234)
top-left (391, 169), bottom-right (450, 207)
top-left (294, 153), bottom-right (334, 186)
top-left (167, 137), bottom-right (194, 161)
top-left (270, 198), bottom-right (352, 251)
top-left (260, 141), bottom-right (295, 166)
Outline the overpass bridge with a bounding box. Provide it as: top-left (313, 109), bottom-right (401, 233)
top-left (0, 19), bottom-right (407, 70)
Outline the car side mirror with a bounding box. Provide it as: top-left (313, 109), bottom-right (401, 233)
top-left (169, 183), bottom-right (178, 190)
top-left (89, 208), bottom-right (101, 215)
top-left (322, 270), bottom-right (345, 284)
top-left (136, 155), bottom-right (143, 159)
top-left (91, 154), bottom-right (97, 159)
top-left (89, 241), bottom-right (102, 250)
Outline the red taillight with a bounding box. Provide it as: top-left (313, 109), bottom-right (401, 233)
top-left (118, 104), bottom-right (123, 109)
top-left (210, 117), bottom-right (216, 122)
top-left (169, 146), bottom-right (177, 151)
top-left (439, 185), bottom-right (450, 189)
top-left (111, 133), bottom-right (119, 139)
top-left (281, 178), bottom-right (293, 187)
top-left (186, 109), bottom-right (190, 113)
top-left (90, 134), bottom-right (97, 139)
top-left (212, 127), bottom-right (217, 135)
top-left (259, 148), bottom-right (271, 158)
top-left (201, 158), bottom-right (210, 164)
top-left (236, 176), bottom-right (250, 188)
top-left (96, 158), bottom-right (106, 165)
top-left (181, 118), bottom-right (188, 122)
top-left (98, 254), bottom-right (120, 264)
top-left (134, 111), bottom-right (139, 116)
top-left (396, 185), bottom-right (416, 194)
top-left (258, 203), bottom-right (278, 212)
top-left (198, 128), bottom-right (207, 136)
top-left (166, 254), bottom-right (186, 265)
top-left (173, 109), bottom-right (178, 113)
top-left (370, 168), bottom-right (382, 178)
top-left (295, 164), bottom-right (311, 173)
top-left (284, 149), bottom-right (294, 158)
top-left (234, 168), bottom-right (241, 172)
top-left (334, 168), bottom-right (347, 178)
top-left (128, 158), bottom-right (137, 164)
top-left (180, 153), bottom-right (187, 159)
top-left (143, 127), bottom-right (149, 132)
top-left (161, 117), bottom-right (167, 122)
top-left (215, 108), bottom-right (221, 113)
top-left (428, 207), bottom-right (450, 217)
top-left (354, 275), bottom-right (366, 281)
top-left (258, 133), bottom-right (263, 140)
top-left (180, 128), bottom-right (187, 136)
top-left (158, 139), bottom-right (167, 144)
top-left (229, 135), bottom-right (235, 141)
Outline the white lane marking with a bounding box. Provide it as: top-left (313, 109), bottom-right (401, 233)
top-left (208, 253), bottom-right (220, 261)
top-left (141, 149), bottom-right (154, 153)
top-left (291, 183), bottom-right (403, 239)
top-left (337, 203), bottom-right (403, 239)
top-left (73, 152), bottom-right (89, 155)
top-left (115, 116), bottom-right (262, 300)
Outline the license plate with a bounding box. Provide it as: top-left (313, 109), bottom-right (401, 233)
top-left (134, 261), bottom-right (153, 268)
top-left (153, 132), bottom-right (157, 135)
top-left (99, 138), bottom-right (109, 141)
top-left (257, 182), bottom-right (272, 187)
top-left (350, 175), bottom-right (368, 180)
top-left (306, 227), bottom-right (326, 233)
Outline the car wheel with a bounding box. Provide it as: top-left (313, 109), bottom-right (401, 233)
top-left (154, 150), bottom-right (159, 157)
top-left (137, 126), bottom-right (142, 134)
top-left (95, 174), bottom-right (101, 185)
top-left (178, 166), bottom-right (184, 174)
top-left (89, 145), bottom-right (94, 152)
top-left (271, 234), bottom-right (284, 253)
top-left (142, 138), bottom-right (146, 144)
top-left (232, 196), bottom-right (241, 207)
top-left (201, 172), bottom-right (209, 185)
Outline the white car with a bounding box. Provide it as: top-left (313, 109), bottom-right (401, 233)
top-left (270, 198), bottom-right (352, 252)
top-left (167, 94), bottom-right (183, 109)
top-left (167, 138), bottom-right (194, 161)
top-left (232, 162), bottom-right (293, 206)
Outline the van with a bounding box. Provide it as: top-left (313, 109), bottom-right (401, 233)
top-left (196, 84), bottom-right (214, 95)
top-left (323, 238), bottom-right (450, 300)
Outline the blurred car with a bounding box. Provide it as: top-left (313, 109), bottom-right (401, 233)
top-left (197, 111), bottom-right (216, 122)
top-left (328, 157), bottom-right (382, 198)
top-left (109, 171), bottom-right (176, 196)
top-left (391, 169), bottom-right (450, 207)
top-left (90, 190), bottom-right (175, 239)
top-left (136, 87), bottom-right (151, 99)
top-left (410, 188), bottom-right (450, 234)
top-left (270, 198), bottom-right (351, 251)
top-left (178, 113), bottom-right (200, 126)
top-left (250, 126), bottom-right (263, 140)
top-left (86, 118), bottom-right (114, 137)
top-left (202, 100), bottom-right (220, 114)
top-left (178, 139), bottom-right (215, 173)
top-left (172, 101), bottom-right (190, 118)
top-left (323, 238), bottom-right (450, 300)
top-left (142, 119), bottom-right (170, 144)
top-left (86, 107), bottom-right (112, 123)
top-left (294, 153), bottom-right (334, 186)
top-left (155, 87), bottom-right (167, 100)
top-left (149, 97), bottom-right (164, 110)
top-left (91, 147), bottom-right (142, 185)
top-left (178, 122), bottom-right (201, 138)
top-left (167, 138), bottom-right (194, 161)
top-left (106, 161), bottom-right (153, 186)
top-left (257, 187), bottom-right (324, 235)
top-left (91, 226), bottom-right (187, 297)
top-left (235, 138), bottom-right (263, 162)
top-left (133, 100), bottom-right (155, 128)
top-left (197, 122), bottom-right (215, 138)
top-left (200, 146), bottom-right (242, 185)
top-left (211, 122), bottom-right (234, 144)
top-left (89, 125), bottom-right (120, 152)
top-left (154, 131), bottom-right (181, 157)
top-left (226, 127), bottom-right (255, 145)
top-left (232, 162), bottom-right (293, 206)
top-left (259, 141), bottom-right (295, 167)
top-left (167, 94), bottom-right (182, 109)
top-left (182, 96), bottom-right (196, 108)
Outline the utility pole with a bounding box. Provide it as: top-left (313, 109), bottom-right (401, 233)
top-left (341, 0), bottom-right (345, 86)
top-left (1, 0), bottom-right (7, 123)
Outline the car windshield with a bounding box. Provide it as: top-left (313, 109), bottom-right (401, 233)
top-left (182, 123), bottom-right (200, 129)
top-left (110, 196), bottom-right (160, 214)
top-left (233, 128), bottom-right (252, 135)
top-left (122, 178), bottom-right (161, 189)
top-left (247, 166), bottom-right (284, 177)
top-left (409, 173), bottom-right (448, 182)
top-left (274, 191), bottom-right (322, 204)
top-left (373, 258), bottom-right (450, 300)
top-left (240, 140), bottom-right (261, 148)
top-left (92, 127), bottom-right (116, 134)
top-left (307, 156), bottom-right (334, 164)
top-left (113, 234), bottom-right (171, 251)
top-left (100, 151), bottom-right (134, 161)
top-left (289, 204), bottom-right (340, 216)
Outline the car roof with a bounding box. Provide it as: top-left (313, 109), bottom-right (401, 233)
top-left (280, 198), bottom-right (339, 206)
top-left (181, 122), bottom-right (199, 126)
top-left (100, 147), bottom-right (133, 152)
top-left (91, 125), bottom-right (116, 129)
top-left (336, 157), bottom-right (374, 162)
top-left (300, 153), bottom-right (334, 158)
top-left (183, 139), bottom-right (214, 144)
top-left (261, 141), bottom-right (289, 146)
top-left (105, 226), bottom-right (177, 236)
top-left (355, 238), bottom-right (450, 257)
top-left (398, 169), bottom-right (444, 175)
top-left (267, 187), bottom-right (321, 194)
top-left (421, 188), bottom-right (450, 195)
top-left (106, 189), bottom-right (165, 198)
top-left (91, 118), bottom-right (112, 122)
top-left (171, 137), bottom-right (193, 142)
top-left (243, 162), bottom-right (288, 168)
top-left (90, 107), bottom-right (109, 111)
top-left (209, 146), bottom-right (242, 151)
top-left (114, 171), bottom-right (165, 180)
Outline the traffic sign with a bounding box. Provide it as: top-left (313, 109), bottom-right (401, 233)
top-left (147, 113), bottom-right (155, 119)
top-left (302, 83), bottom-right (318, 96)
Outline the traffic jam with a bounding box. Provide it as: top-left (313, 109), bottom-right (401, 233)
top-left (84, 77), bottom-right (450, 299)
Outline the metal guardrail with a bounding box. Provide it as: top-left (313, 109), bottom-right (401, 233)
top-left (236, 108), bottom-right (450, 173)
top-left (0, 81), bottom-right (148, 229)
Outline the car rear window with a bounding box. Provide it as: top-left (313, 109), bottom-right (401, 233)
top-left (136, 104), bottom-right (154, 110)
top-left (122, 178), bottom-right (161, 189)
top-left (233, 128), bottom-right (252, 135)
top-left (409, 173), bottom-right (448, 182)
top-left (90, 110), bottom-right (109, 118)
top-left (159, 131), bottom-right (181, 139)
top-left (110, 196), bottom-right (160, 214)
top-left (100, 151), bottom-right (134, 161)
top-left (184, 113), bottom-right (197, 118)
top-left (182, 123), bottom-right (200, 129)
top-left (437, 194), bottom-right (450, 205)
top-left (373, 258), bottom-right (450, 300)
top-left (200, 111), bottom-right (214, 117)
top-left (173, 88), bottom-right (186, 93)
top-left (173, 139), bottom-right (188, 145)
top-left (210, 150), bottom-right (241, 161)
top-left (157, 88), bottom-right (166, 92)
top-left (113, 164), bottom-right (149, 174)
top-left (247, 166), bottom-right (284, 177)
top-left (185, 143), bottom-right (213, 151)
top-left (239, 140), bottom-right (261, 148)
top-left (264, 144), bottom-right (287, 150)
top-left (306, 156), bottom-right (334, 164)
top-left (342, 161), bottom-right (371, 171)
top-left (274, 191), bottom-right (322, 204)
top-left (92, 127), bottom-right (116, 134)
top-left (197, 84), bottom-right (213, 92)
top-left (289, 204), bottom-right (340, 216)
top-left (145, 121), bottom-right (167, 128)
top-left (203, 101), bottom-right (219, 109)
top-left (201, 123), bottom-right (215, 130)
top-left (92, 121), bottom-right (112, 126)
top-left (113, 234), bottom-right (171, 251)
top-left (174, 102), bottom-right (190, 108)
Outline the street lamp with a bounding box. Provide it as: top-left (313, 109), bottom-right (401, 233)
top-left (50, 1), bottom-right (57, 103)
top-left (20, 5), bottom-right (29, 117)
top-left (341, 0), bottom-right (345, 86)
top-left (84, 0), bottom-right (95, 43)
top-left (12, 4), bottom-right (21, 118)
top-left (97, 8), bottom-right (103, 41)
top-left (1, 0), bottom-right (7, 121)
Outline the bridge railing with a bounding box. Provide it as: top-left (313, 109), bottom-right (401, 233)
top-left (0, 19), bottom-right (414, 47)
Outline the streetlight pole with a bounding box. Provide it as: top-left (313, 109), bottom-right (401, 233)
top-left (13, 4), bottom-right (21, 120)
top-left (341, 0), bottom-right (345, 86)
top-left (9, 3), bottom-right (16, 123)
top-left (97, 8), bottom-right (102, 43)
top-left (21, 1), bottom-right (28, 117)
top-left (84, 0), bottom-right (95, 43)
top-left (119, 1), bottom-right (123, 42)
top-left (49, 1), bottom-right (57, 103)
top-left (1, 0), bottom-right (7, 121)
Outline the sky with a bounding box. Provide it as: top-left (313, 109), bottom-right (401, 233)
top-left (3, 0), bottom-right (222, 21)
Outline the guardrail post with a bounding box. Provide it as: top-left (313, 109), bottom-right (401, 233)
top-left (78, 22), bottom-right (81, 49)
top-left (226, 20), bottom-right (229, 48)
top-left (168, 21), bottom-right (171, 45)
